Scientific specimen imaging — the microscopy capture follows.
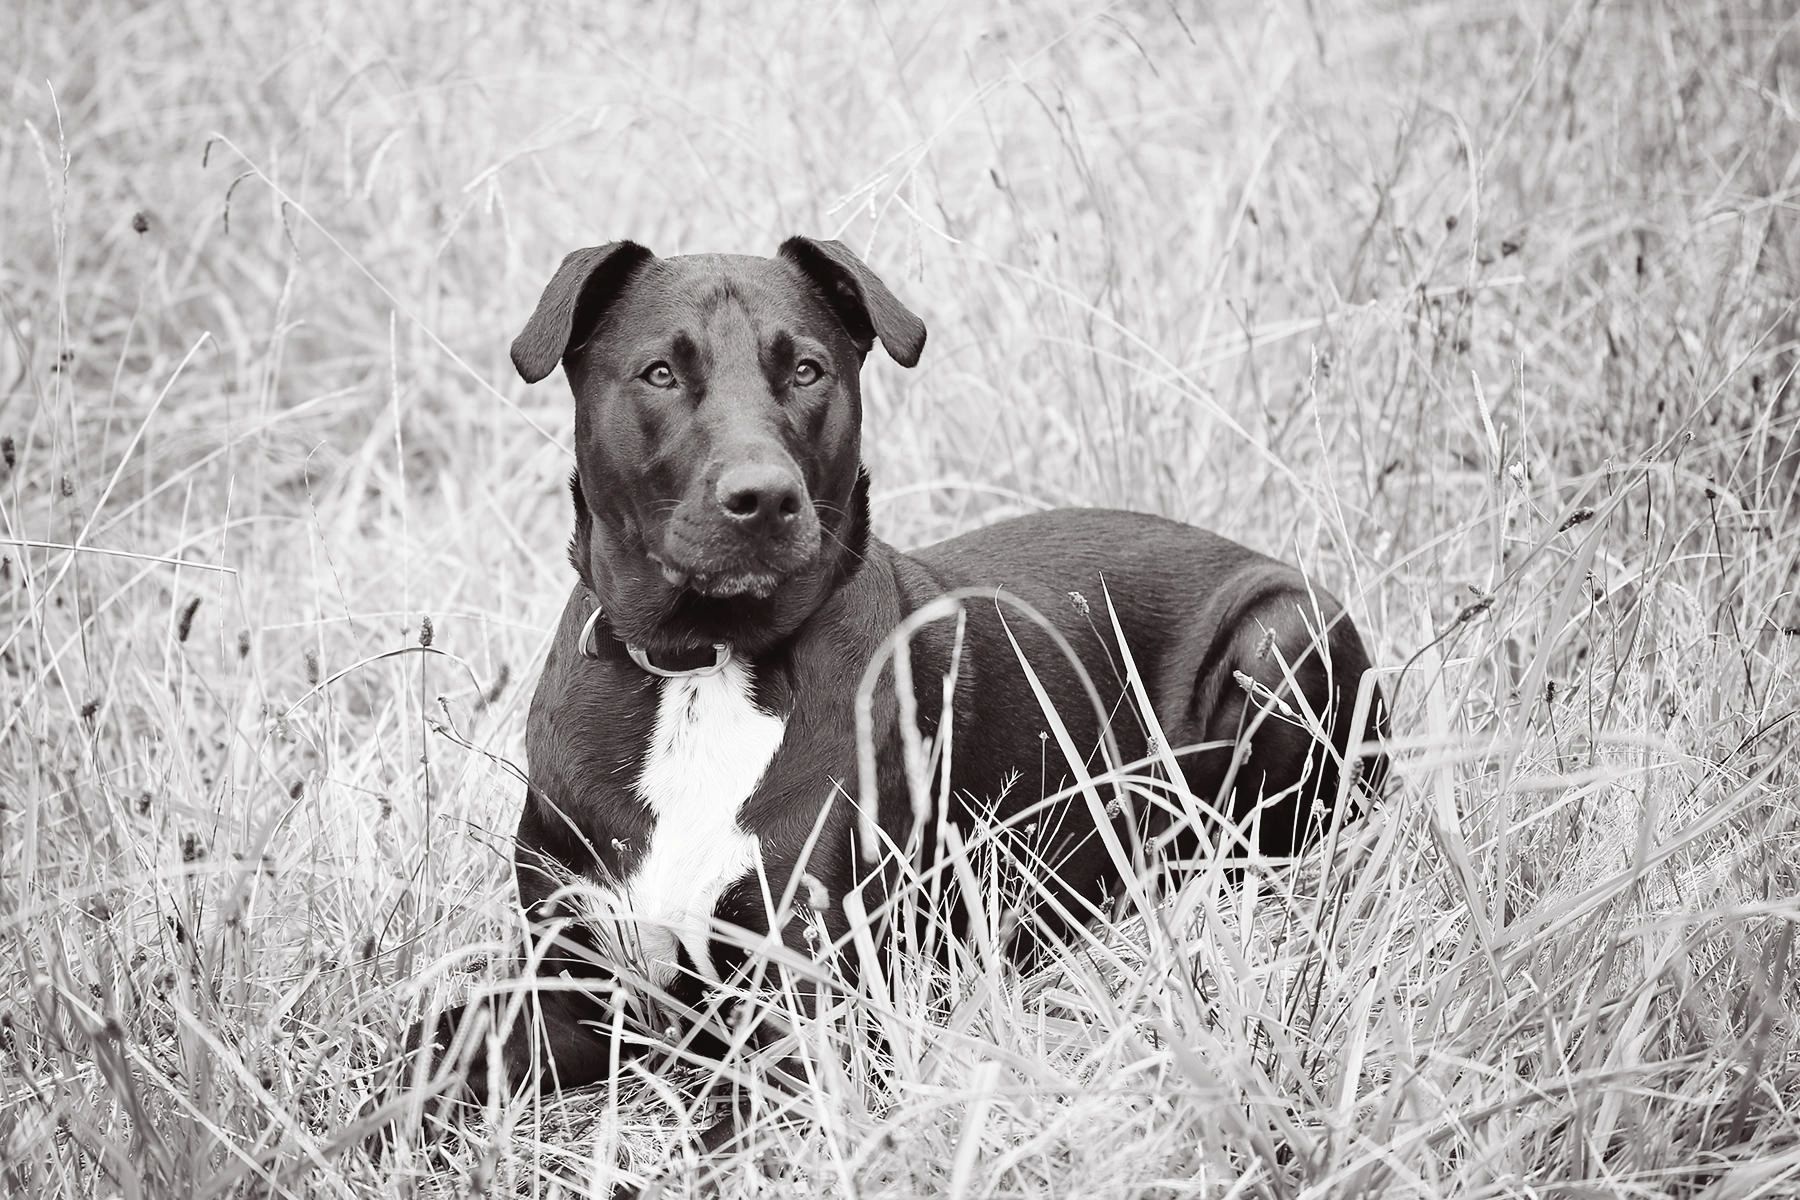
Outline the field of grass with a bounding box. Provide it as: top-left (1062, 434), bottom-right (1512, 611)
top-left (5, 0), bottom-right (1800, 1195)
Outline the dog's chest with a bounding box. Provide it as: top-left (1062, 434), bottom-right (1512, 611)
top-left (589, 660), bottom-right (784, 985)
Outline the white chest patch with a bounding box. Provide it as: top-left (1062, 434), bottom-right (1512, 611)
top-left (584, 659), bottom-right (784, 986)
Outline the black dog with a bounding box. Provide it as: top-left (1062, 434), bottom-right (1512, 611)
top-left (390, 237), bottom-right (1386, 1173)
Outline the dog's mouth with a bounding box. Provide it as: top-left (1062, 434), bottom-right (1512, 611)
top-left (658, 561), bottom-right (789, 600)
top-left (650, 548), bottom-right (817, 601)
top-left (651, 504), bottom-right (825, 601)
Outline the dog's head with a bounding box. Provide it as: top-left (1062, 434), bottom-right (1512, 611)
top-left (511, 237), bottom-right (925, 655)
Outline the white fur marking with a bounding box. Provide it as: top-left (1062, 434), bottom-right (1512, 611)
top-left (591, 659), bottom-right (784, 986)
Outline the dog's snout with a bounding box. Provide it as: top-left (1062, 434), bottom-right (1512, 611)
top-left (716, 464), bottom-right (804, 533)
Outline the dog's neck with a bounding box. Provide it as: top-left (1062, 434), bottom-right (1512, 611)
top-left (567, 467), bottom-right (872, 668)
top-left (818, 464), bottom-right (873, 589)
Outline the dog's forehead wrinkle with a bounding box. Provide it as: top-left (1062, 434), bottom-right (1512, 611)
top-left (701, 291), bottom-right (762, 341)
top-left (693, 293), bottom-right (792, 386)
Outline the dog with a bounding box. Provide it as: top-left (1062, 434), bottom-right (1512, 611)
top-left (386, 236), bottom-right (1387, 1180)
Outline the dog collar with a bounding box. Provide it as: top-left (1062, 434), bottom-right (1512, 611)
top-left (577, 600), bottom-right (733, 678)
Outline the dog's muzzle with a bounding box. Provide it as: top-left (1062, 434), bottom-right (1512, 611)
top-left (656, 462), bottom-right (822, 598)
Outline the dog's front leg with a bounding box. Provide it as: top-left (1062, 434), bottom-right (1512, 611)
top-left (648, 989), bottom-right (821, 1199)
top-left (674, 912), bottom-right (847, 1194)
top-left (376, 917), bottom-right (637, 1152)
top-left (375, 986), bottom-right (625, 1155)
top-left (406, 978), bottom-right (627, 1107)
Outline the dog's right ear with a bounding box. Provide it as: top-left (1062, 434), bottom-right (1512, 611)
top-left (510, 241), bottom-right (655, 384)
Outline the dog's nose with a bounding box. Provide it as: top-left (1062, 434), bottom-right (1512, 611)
top-left (716, 464), bottom-right (804, 533)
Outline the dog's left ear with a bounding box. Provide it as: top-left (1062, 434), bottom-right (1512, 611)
top-left (778, 237), bottom-right (926, 368)
top-left (511, 241), bottom-right (656, 383)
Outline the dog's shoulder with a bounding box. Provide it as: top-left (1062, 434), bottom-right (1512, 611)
top-left (522, 586), bottom-right (661, 809)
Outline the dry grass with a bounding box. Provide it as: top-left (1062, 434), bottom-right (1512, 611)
top-left (4, 0), bottom-right (1800, 1195)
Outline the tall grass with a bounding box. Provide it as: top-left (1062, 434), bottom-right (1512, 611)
top-left (4, 0), bottom-right (1798, 1195)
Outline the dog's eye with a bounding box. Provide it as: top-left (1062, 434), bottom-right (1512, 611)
top-left (640, 362), bottom-right (677, 389)
top-left (793, 360), bottom-right (823, 387)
